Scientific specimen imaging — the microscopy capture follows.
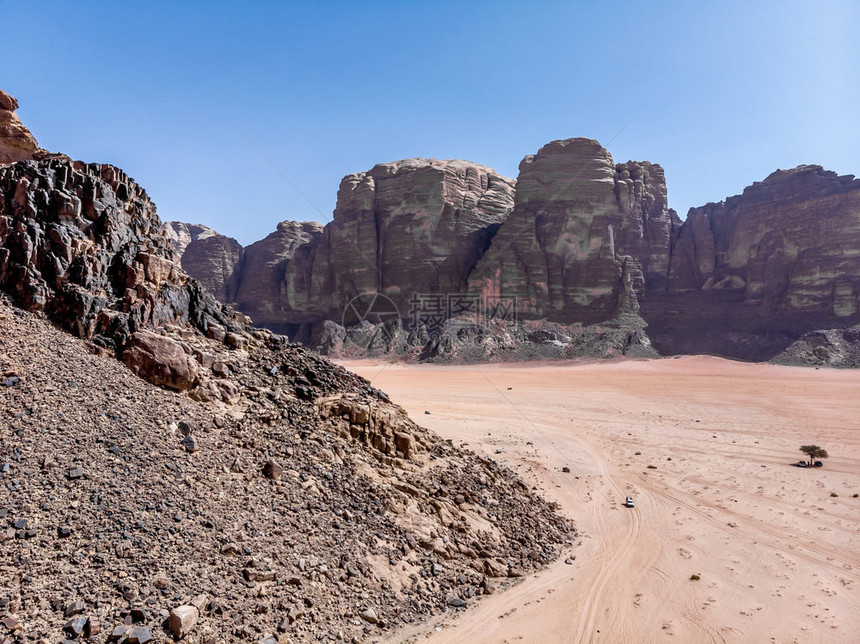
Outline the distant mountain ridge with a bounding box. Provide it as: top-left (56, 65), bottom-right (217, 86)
top-left (167, 146), bottom-right (860, 366)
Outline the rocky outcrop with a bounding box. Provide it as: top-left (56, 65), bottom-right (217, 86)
top-left (281, 158), bottom-right (516, 325)
top-left (164, 222), bottom-right (242, 302)
top-left (643, 165), bottom-right (860, 359)
top-left (469, 138), bottom-right (675, 325)
top-left (235, 220), bottom-right (323, 326)
top-left (0, 158), bottom-right (247, 357)
top-left (180, 233), bottom-right (243, 302)
top-left (164, 140), bottom-right (860, 365)
top-left (163, 221), bottom-right (218, 257)
top-left (772, 327), bottom-right (860, 368)
top-left (0, 90), bottom-right (47, 165)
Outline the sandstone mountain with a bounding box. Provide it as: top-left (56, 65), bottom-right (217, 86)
top-left (281, 158), bottom-right (515, 328)
top-left (0, 90), bottom-right (571, 641)
top-left (468, 138), bottom-right (675, 323)
top-left (644, 165), bottom-right (860, 361)
top-left (168, 141), bottom-right (859, 364)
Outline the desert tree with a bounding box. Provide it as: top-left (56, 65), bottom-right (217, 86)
top-left (799, 445), bottom-right (828, 466)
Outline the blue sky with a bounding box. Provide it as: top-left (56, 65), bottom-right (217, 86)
top-left (2, 1), bottom-right (858, 245)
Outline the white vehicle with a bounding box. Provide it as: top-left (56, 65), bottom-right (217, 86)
top-left (624, 496), bottom-right (634, 508)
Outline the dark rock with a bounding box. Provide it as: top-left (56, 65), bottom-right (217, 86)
top-left (181, 434), bottom-right (198, 453)
top-left (125, 626), bottom-right (153, 644)
top-left (63, 617), bottom-right (87, 637)
top-left (263, 459), bottom-right (283, 480)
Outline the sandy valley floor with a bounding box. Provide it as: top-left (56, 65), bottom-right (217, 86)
top-left (338, 356), bottom-right (860, 644)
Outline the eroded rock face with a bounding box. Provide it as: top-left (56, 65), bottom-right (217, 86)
top-left (163, 143), bottom-right (860, 365)
top-left (0, 90), bottom-right (44, 165)
top-left (282, 158), bottom-right (516, 323)
top-left (469, 138), bottom-right (675, 324)
top-left (163, 221), bottom-right (218, 258)
top-left (0, 158), bottom-right (246, 354)
top-left (644, 165), bottom-right (860, 359)
top-left (235, 220), bottom-right (323, 326)
top-left (180, 233), bottom-right (243, 302)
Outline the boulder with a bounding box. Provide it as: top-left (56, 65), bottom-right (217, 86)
top-left (122, 331), bottom-right (199, 391)
top-left (168, 604), bottom-right (199, 640)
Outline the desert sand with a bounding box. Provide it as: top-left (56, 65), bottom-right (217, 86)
top-left (338, 356), bottom-right (860, 644)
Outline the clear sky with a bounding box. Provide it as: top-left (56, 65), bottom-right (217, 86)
top-left (2, 1), bottom-right (858, 245)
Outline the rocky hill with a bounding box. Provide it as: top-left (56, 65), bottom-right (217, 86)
top-left (0, 91), bottom-right (572, 642)
top-left (169, 144), bottom-right (860, 365)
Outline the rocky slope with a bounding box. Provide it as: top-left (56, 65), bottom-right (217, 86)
top-left (0, 90), bottom-right (572, 642)
top-left (0, 296), bottom-right (572, 643)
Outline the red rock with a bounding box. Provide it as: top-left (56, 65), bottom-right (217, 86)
top-left (168, 605), bottom-right (198, 640)
top-left (121, 331), bottom-right (199, 391)
top-left (646, 165), bottom-right (860, 359)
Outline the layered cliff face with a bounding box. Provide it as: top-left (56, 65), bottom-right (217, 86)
top-left (469, 138), bottom-right (675, 324)
top-left (163, 139), bottom-right (860, 364)
top-left (163, 222), bottom-right (243, 301)
top-left (643, 165), bottom-right (860, 359)
top-left (236, 220), bottom-right (323, 325)
top-left (280, 158), bottom-right (516, 324)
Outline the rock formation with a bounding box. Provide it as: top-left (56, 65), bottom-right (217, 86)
top-left (163, 221), bottom-right (219, 257)
top-left (0, 89), bottom-right (572, 641)
top-left (235, 220), bottom-right (323, 326)
top-left (180, 233), bottom-right (243, 302)
top-left (0, 158), bottom-right (245, 356)
top-left (469, 138), bottom-right (675, 324)
top-left (163, 222), bottom-right (243, 302)
top-left (165, 140), bottom-right (859, 365)
top-left (0, 90), bottom-right (49, 165)
top-left (643, 165), bottom-right (860, 359)
top-left (281, 158), bottom-right (516, 326)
